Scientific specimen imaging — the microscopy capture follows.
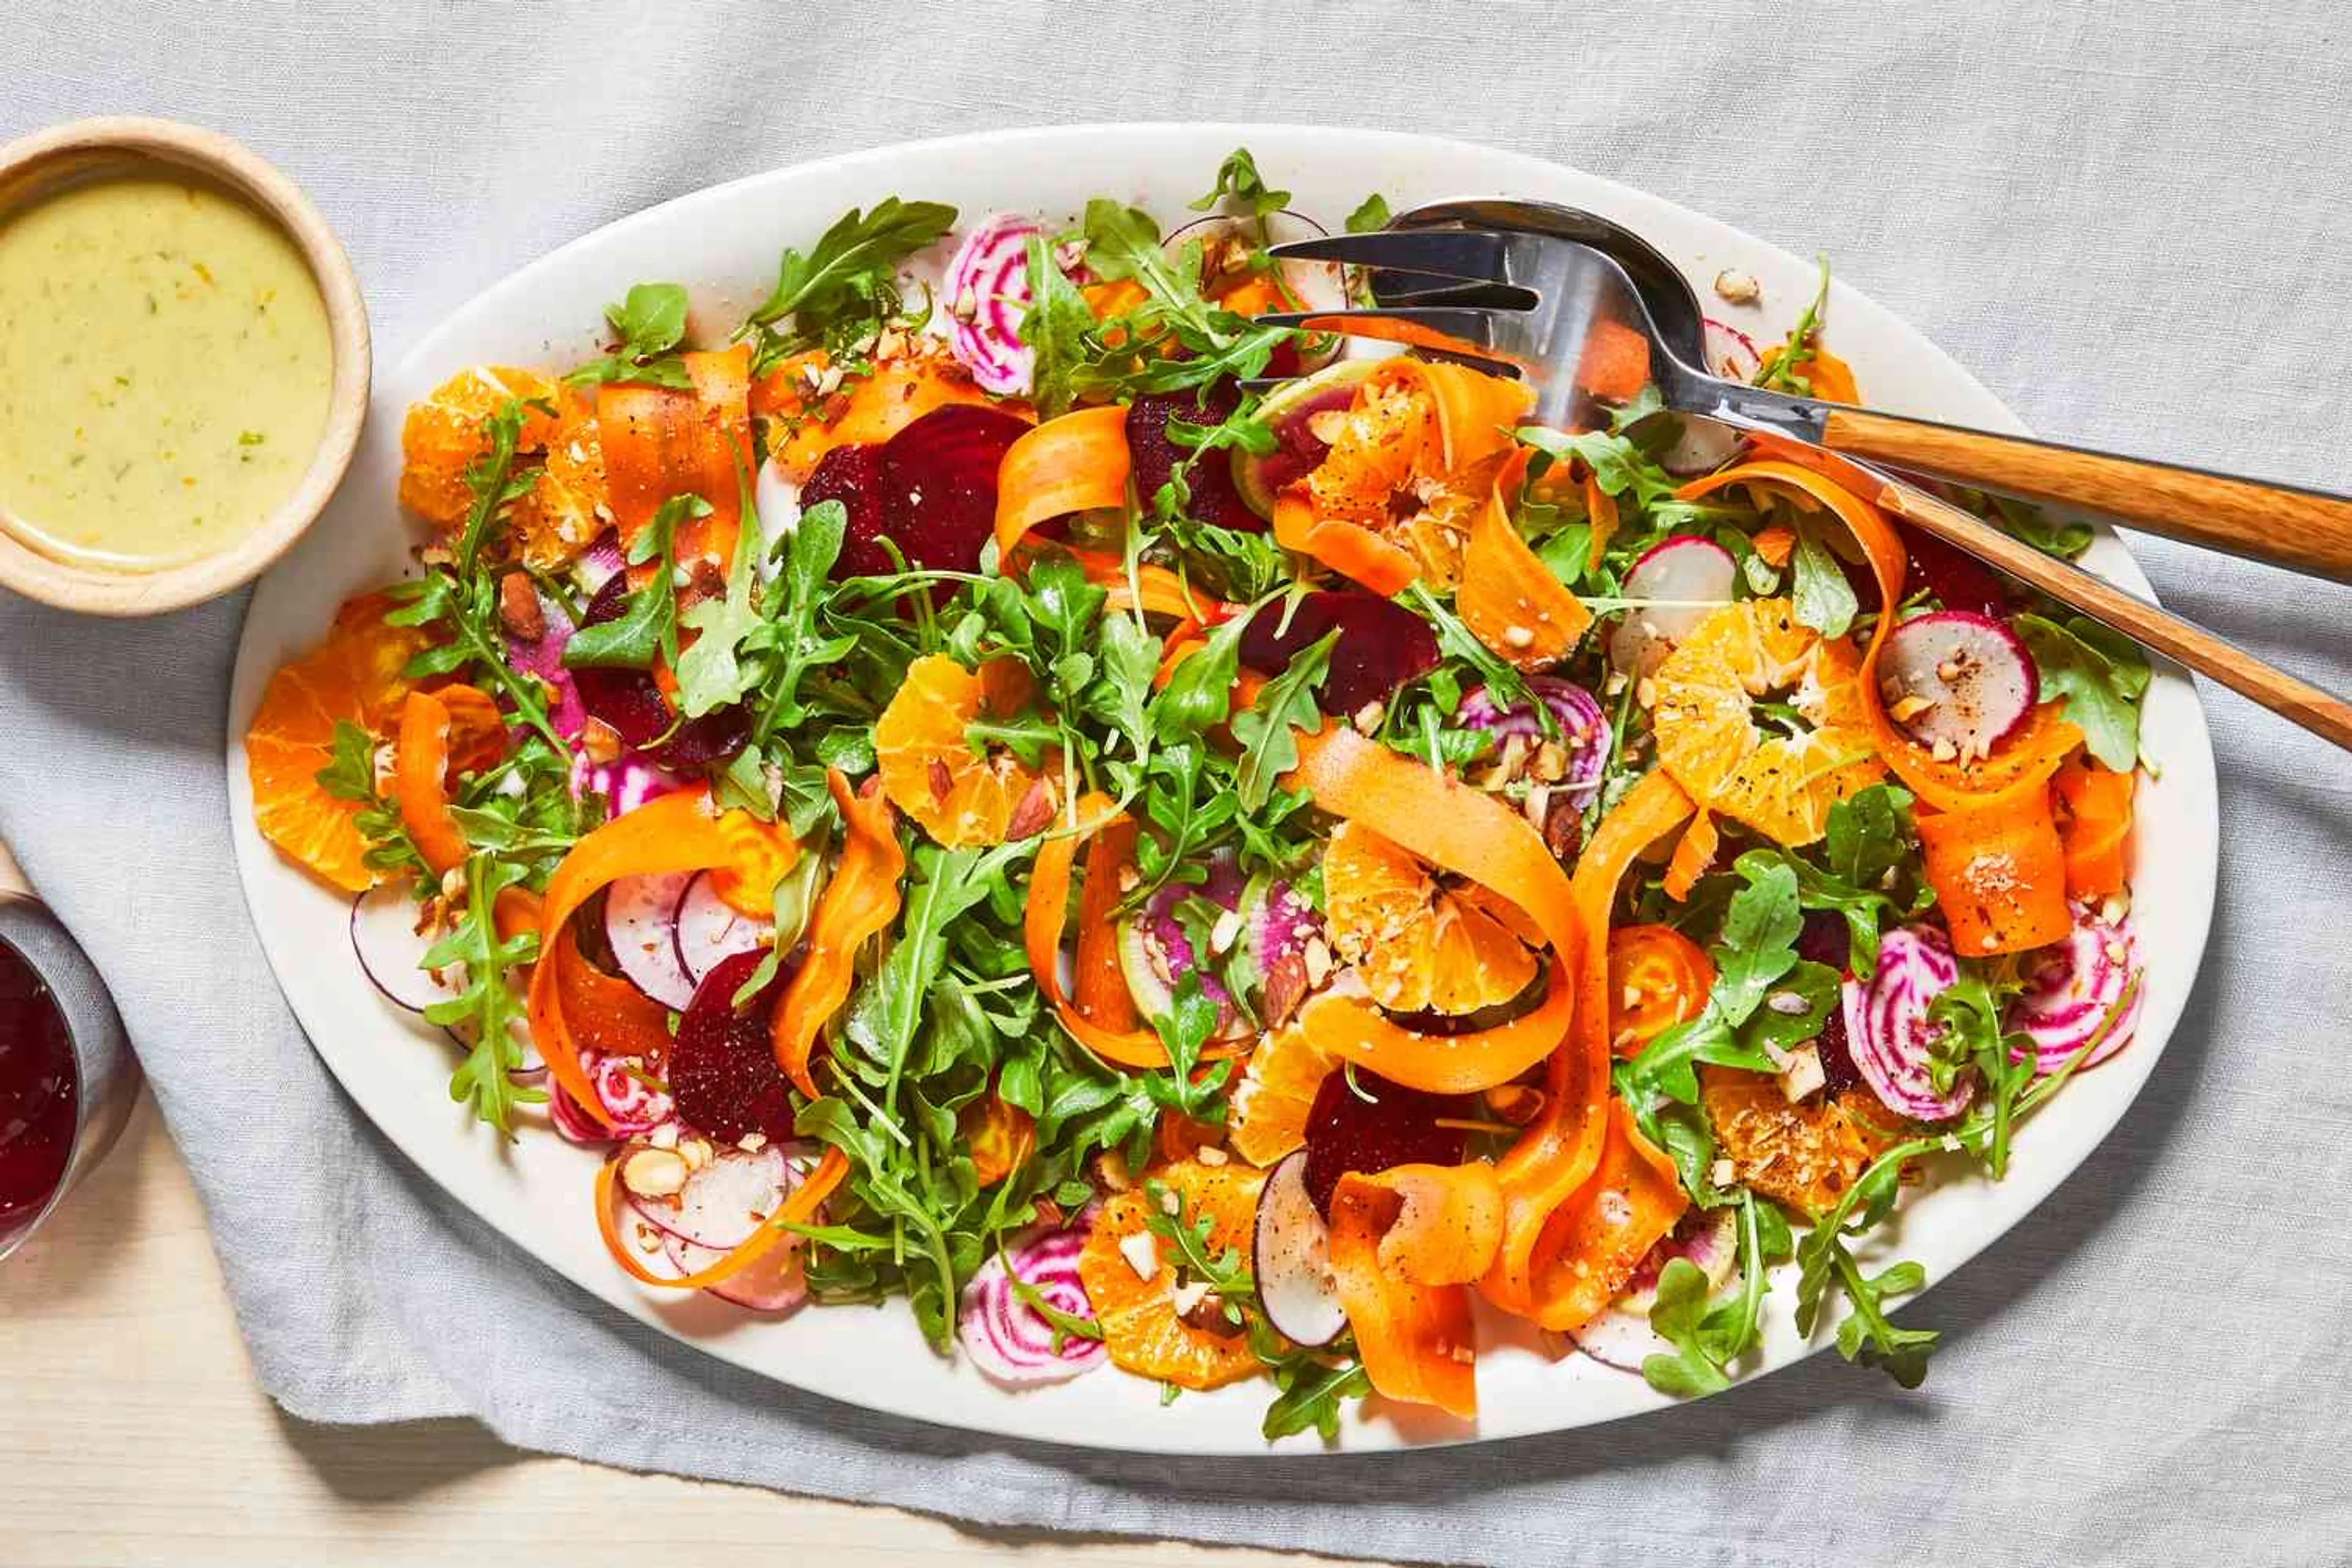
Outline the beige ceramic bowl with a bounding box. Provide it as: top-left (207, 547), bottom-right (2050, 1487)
top-left (0, 117), bottom-right (369, 616)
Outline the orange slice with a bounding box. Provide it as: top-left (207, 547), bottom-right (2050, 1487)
top-left (1077, 1159), bottom-right (1267, 1390)
top-left (244, 594), bottom-right (429, 892)
top-left (1650, 597), bottom-right (1884, 848)
top-left (507, 382), bottom-right (606, 568)
top-left (1227, 1024), bottom-right (1335, 1168)
top-left (397, 365), bottom-right (559, 530)
top-left (873, 654), bottom-right (1058, 848)
top-left (1699, 1065), bottom-right (1904, 1216)
top-left (1322, 819), bottom-right (1540, 1015)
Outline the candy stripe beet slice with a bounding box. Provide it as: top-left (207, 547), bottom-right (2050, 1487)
top-left (1238, 590), bottom-right (1440, 718)
top-left (1126, 382), bottom-right (1264, 534)
top-left (668, 946), bottom-right (799, 1145)
top-left (1298, 1066), bottom-right (1469, 1218)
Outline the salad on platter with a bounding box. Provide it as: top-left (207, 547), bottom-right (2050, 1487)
top-left (243, 148), bottom-right (2152, 1436)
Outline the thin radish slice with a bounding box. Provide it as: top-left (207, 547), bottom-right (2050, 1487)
top-left (1608, 535), bottom-right (1739, 677)
top-left (959, 1223), bottom-right (1106, 1386)
top-left (605, 870), bottom-right (696, 1008)
top-left (1703, 316), bottom-right (1762, 380)
top-left (672, 872), bottom-right (771, 990)
top-left (1879, 611), bottom-right (2039, 760)
top-left (570, 753), bottom-right (687, 816)
top-left (649, 1144), bottom-right (789, 1251)
top-left (661, 1229), bottom-right (809, 1312)
top-left (1844, 923), bottom-right (1970, 1121)
top-left (1253, 1149), bottom-right (1346, 1348)
top-left (1573, 1208), bottom-right (1741, 1373)
top-left (2007, 902), bottom-right (2144, 1073)
top-left (943, 213), bottom-right (1041, 394)
top-left (350, 885), bottom-right (462, 1013)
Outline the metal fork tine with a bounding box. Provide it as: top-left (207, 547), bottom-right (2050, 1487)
top-left (1267, 228), bottom-right (1510, 285)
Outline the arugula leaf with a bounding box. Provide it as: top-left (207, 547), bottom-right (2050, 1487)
top-left (1754, 255), bottom-right (1831, 394)
top-left (452, 398), bottom-right (539, 576)
top-left (563, 495), bottom-right (707, 669)
top-left (567, 282), bottom-right (693, 389)
top-left (747, 198), bottom-right (956, 348)
top-left (421, 856), bottom-right (543, 1133)
top-left (1229, 628), bottom-right (1336, 811)
top-left (315, 720), bottom-right (431, 885)
top-left (1344, 194), bottom-right (1391, 234)
top-left (1710, 858), bottom-right (1806, 1027)
top-left (2013, 612), bottom-right (2150, 771)
top-left (1789, 518), bottom-right (1859, 639)
top-left (1149, 606), bottom-right (1255, 738)
top-left (1144, 971), bottom-right (1232, 1124)
top-left (1515, 426), bottom-right (1684, 512)
top-left (1642, 1257), bottom-right (1733, 1396)
top-left (1191, 147), bottom-right (1289, 217)
top-left (674, 473), bottom-right (768, 717)
top-left (1734, 787), bottom-right (1929, 979)
top-left (1082, 609), bottom-right (1159, 763)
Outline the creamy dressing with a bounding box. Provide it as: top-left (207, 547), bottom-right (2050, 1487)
top-left (0, 176), bottom-right (333, 570)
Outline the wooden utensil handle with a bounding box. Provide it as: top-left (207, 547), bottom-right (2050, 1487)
top-left (1821, 407), bottom-right (2352, 584)
top-left (1864, 479), bottom-right (2352, 752)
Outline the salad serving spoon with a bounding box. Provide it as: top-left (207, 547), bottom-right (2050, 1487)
top-left (1258, 218), bottom-right (2352, 753)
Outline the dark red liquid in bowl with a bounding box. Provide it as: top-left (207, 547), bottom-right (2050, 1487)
top-left (0, 937), bottom-right (76, 1228)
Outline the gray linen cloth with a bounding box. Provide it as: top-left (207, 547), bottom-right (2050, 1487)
top-left (6, 4), bottom-right (2351, 1564)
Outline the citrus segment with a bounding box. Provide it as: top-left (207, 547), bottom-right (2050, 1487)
top-left (397, 365), bottom-right (557, 529)
top-left (1077, 1159), bottom-right (1266, 1390)
top-left (1698, 1065), bottom-right (1904, 1216)
top-left (1322, 820), bottom-right (1539, 1015)
top-left (874, 654), bottom-right (1059, 848)
top-left (1227, 1024), bottom-right (1335, 1169)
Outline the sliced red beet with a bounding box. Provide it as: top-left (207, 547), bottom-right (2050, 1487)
top-left (1238, 590), bottom-right (1440, 717)
top-left (668, 948), bottom-right (797, 1144)
top-left (1299, 1068), bottom-right (1468, 1218)
top-left (569, 565), bottom-right (749, 764)
top-left (877, 404), bottom-right (1033, 573)
top-left (1126, 382), bottom-right (1264, 534)
top-left (1254, 383), bottom-right (1357, 495)
top-left (1796, 911), bottom-right (1861, 1095)
top-left (806, 442), bottom-right (892, 579)
top-left (1899, 524), bottom-right (2008, 619)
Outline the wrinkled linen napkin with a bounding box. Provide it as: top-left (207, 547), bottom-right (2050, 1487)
top-left (6, 3), bottom-right (2351, 1563)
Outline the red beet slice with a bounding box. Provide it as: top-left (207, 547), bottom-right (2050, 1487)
top-left (571, 572), bottom-right (671, 749)
top-left (1254, 383), bottom-right (1357, 495)
top-left (1126, 382), bottom-right (1264, 534)
top-left (807, 442), bottom-right (892, 579)
top-left (876, 404), bottom-right (1033, 574)
top-left (1899, 523), bottom-right (2008, 619)
top-left (1299, 1068), bottom-right (1468, 1218)
top-left (1796, 911), bottom-right (1860, 1095)
top-left (1238, 590), bottom-right (1440, 717)
top-left (668, 948), bottom-right (797, 1144)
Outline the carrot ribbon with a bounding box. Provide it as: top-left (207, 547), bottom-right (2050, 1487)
top-left (595, 1144), bottom-right (849, 1291)
top-left (1915, 788), bottom-right (2073, 955)
top-left (1458, 448), bottom-right (1593, 669)
top-left (993, 405), bottom-right (1133, 561)
top-left (598, 343), bottom-right (752, 579)
top-left (394, 690), bottom-right (470, 876)
top-left (1297, 962), bottom-right (1574, 1096)
top-left (1328, 1160), bottom-right (1504, 1419)
top-left (2054, 756), bottom-right (2134, 900)
top-left (771, 771), bottom-right (905, 1099)
top-left (1523, 1101), bottom-right (1687, 1332)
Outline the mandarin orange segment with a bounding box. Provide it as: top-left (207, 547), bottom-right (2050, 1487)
top-left (874, 654), bottom-right (1058, 849)
top-left (1227, 1024), bottom-right (1335, 1168)
top-left (1699, 1065), bottom-right (1904, 1215)
top-left (508, 383), bottom-right (606, 568)
top-left (1322, 820), bottom-right (1540, 1015)
top-left (243, 598), bottom-right (429, 892)
top-left (398, 365), bottom-right (559, 529)
top-left (1077, 1159), bottom-right (1267, 1390)
top-left (1302, 372), bottom-right (1466, 585)
top-left (1650, 597), bottom-right (1885, 848)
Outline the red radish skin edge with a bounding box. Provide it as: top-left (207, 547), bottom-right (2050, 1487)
top-left (349, 885), bottom-right (461, 1013)
top-left (672, 871), bottom-right (771, 990)
top-left (957, 1224), bottom-right (1107, 1386)
top-left (1251, 1148), bottom-right (1347, 1348)
top-left (1608, 535), bottom-right (1739, 676)
top-left (1842, 924), bottom-right (1971, 1121)
top-left (1879, 611), bottom-right (2040, 758)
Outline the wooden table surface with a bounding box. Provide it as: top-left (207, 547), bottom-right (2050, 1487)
top-left (1, 1097), bottom-right (1385, 1568)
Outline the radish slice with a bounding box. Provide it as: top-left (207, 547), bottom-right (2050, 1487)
top-left (1232, 358), bottom-right (1379, 518)
top-left (1703, 316), bottom-right (1762, 380)
top-left (584, 1050), bottom-right (674, 1137)
top-left (2007, 902), bottom-right (2144, 1073)
top-left (350, 886), bottom-right (462, 1012)
top-left (660, 1229), bottom-right (809, 1312)
top-left (1844, 923), bottom-right (1970, 1121)
top-left (643, 1144), bottom-right (790, 1250)
top-left (1572, 1208), bottom-right (1741, 1373)
top-left (752, 464), bottom-right (801, 576)
top-left (1607, 535), bottom-right (1739, 677)
top-left (1252, 1149), bottom-right (1346, 1348)
top-left (1456, 677), bottom-right (1612, 808)
top-left (672, 872), bottom-right (771, 990)
top-left (1115, 851), bottom-right (1246, 1027)
top-left (1879, 611), bottom-right (2039, 760)
top-left (957, 1223), bottom-right (1107, 1386)
top-left (943, 213), bottom-right (1040, 394)
top-left (605, 871), bottom-right (696, 1008)
top-left (1240, 874), bottom-right (1323, 1025)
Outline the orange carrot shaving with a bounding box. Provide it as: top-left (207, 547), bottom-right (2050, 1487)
top-left (1803, 344), bottom-right (1860, 404)
top-left (2053, 756), bottom-right (2135, 900)
top-left (769, 353), bottom-right (1001, 481)
top-left (1661, 807), bottom-right (1718, 902)
top-left (771, 772), bottom-right (905, 1099)
top-left (993, 405), bottom-right (1132, 560)
top-left (550, 925), bottom-right (673, 1063)
top-left (1582, 467), bottom-right (1620, 575)
top-left (1458, 449), bottom-right (1593, 669)
top-left (529, 788), bottom-right (745, 1126)
top-left (1521, 1101), bottom-right (1687, 1331)
top-left (1606, 924), bottom-right (1713, 1058)
top-left (595, 1145), bottom-right (848, 1291)
top-left (597, 344), bottom-right (752, 583)
top-left (1272, 492), bottom-right (1421, 597)
top-left (1072, 815), bottom-right (1142, 1030)
top-left (1576, 317), bottom-right (1653, 403)
top-left (435, 682), bottom-right (508, 775)
top-left (1914, 788), bottom-right (2073, 955)
top-left (1297, 960), bottom-right (1574, 1095)
top-left (1483, 769), bottom-right (1692, 1319)
top-left (1751, 523), bottom-right (1796, 569)
top-left (393, 690), bottom-right (470, 876)
top-left (1329, 1161), bottom-right (1504, 1419)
